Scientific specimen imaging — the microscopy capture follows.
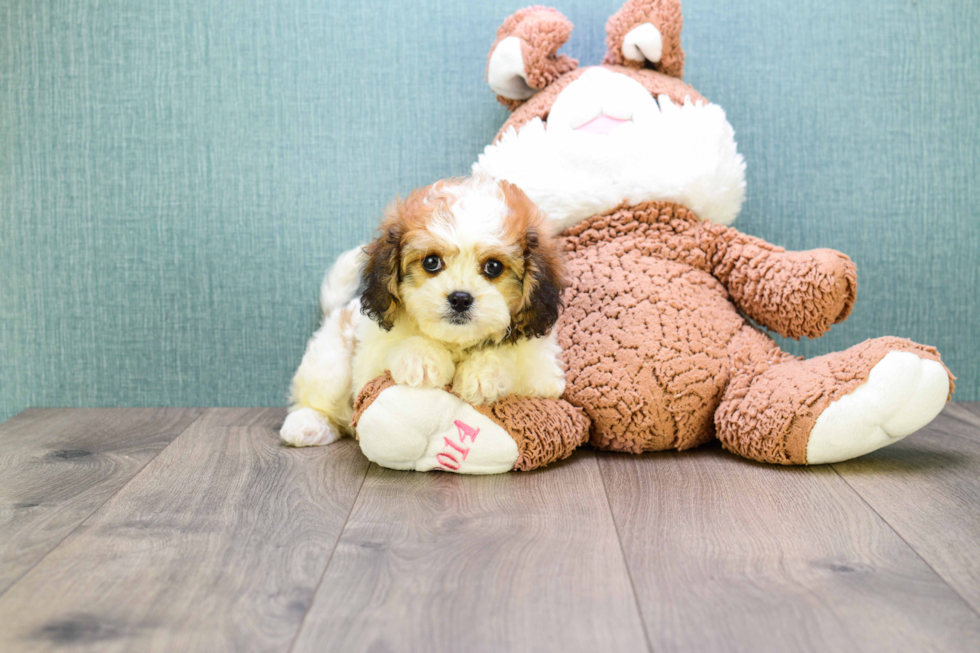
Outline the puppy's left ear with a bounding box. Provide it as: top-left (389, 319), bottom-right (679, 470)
top-left (513, 227), bottom-right (565, 340)
top-left (504, 183), bottom-right (565, 340)
top-left (359, 206), bottom-right (404, 331)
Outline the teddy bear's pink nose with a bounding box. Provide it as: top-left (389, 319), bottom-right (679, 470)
top-left (574, 114), bottom-right (630, 135)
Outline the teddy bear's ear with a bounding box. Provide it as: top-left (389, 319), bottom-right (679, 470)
top-left (603, 0), bottom-right (685, 79)
top-left (486, 7), bottom-right (578, 111)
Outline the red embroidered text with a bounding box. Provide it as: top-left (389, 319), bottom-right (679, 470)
top-left (435, 420), bottom-right (481, 471)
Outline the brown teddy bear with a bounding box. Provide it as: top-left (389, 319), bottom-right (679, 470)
top-left (342, 0), bottom-right (953, 473)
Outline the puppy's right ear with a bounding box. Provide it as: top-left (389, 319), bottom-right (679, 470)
top-left (359, 207), bottom-right (403, 331)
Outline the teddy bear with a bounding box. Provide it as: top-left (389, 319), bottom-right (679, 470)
top-left (339, 0), bottom-right (954, 474)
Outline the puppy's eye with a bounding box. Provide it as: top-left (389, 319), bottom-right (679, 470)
top-left (421, 254), bottom-right (443, 273)
top-left (483, 259), bottom-right (504, 279)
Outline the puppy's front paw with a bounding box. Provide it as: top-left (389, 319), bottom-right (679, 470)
top-left (387, 338), bottom-right (455, 389)
top-left (454, 354), bottom-right (514, 405)
top-left (536, 376), bottom-right (566, 400)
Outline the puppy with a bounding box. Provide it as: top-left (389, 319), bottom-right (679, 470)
top-left (280, 176), bottom-right (567, 447)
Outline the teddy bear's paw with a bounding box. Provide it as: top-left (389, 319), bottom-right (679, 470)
top-left (356, 385), bottom-right (518, 474)
top-left (280, 407), bottom-right (343, 447)
top-left (387, 338), bottom-right (455, 389)
top-left (453, 355), bottom-right (514, 406)
top-left (621, 23), bottom-right (663, 64)
top-left (806, 352), bottom-right (950, 464)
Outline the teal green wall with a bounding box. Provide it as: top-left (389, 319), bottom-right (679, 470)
top-left (2, 0), bottom-right (978, 422)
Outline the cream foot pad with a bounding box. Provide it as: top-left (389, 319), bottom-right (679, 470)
top-left (356, 385), bottom-right (519, 474)
top-left (807, 351), bottom-right (950, 464)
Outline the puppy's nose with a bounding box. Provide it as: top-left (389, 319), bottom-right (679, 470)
top-left (447, 291), bottom-right (474, 313)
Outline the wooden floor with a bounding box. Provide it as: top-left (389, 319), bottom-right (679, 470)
top-left (0, 405), bottom-right (978, 652)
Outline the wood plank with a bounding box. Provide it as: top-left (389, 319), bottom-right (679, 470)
top-left (599, 443), bottom-right (980, 653)
top-left (0, 408), bottom-right (370, 653)
top-left (292, 452), bottom-right (650, 653)
top-left (832, 402), bottom-right (980, 614)
top-left (0, 408), bottom-right (204, 595)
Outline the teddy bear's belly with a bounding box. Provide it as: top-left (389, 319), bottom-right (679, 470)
top-left (558, 251), bottom-right (746, 453)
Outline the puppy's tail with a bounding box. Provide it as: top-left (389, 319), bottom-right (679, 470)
top-left (320, 246), bottom-right (365, 317)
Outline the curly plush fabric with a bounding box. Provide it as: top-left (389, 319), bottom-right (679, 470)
top-left (350, 372), bottom-right (590, 471)
top-left (473, 395), bottom-right (589, 470)
top-left (603, 0), bottom-right (685, 78)
top-left (556, 200), bottom-right (859, 453)
top-left (488, 6), bottom-right (579, 110)
top-left (349, 373), bottom-right (395, 435)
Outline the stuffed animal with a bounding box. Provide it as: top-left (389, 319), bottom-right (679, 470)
top-left (348, 0), bottom-right (953, 473)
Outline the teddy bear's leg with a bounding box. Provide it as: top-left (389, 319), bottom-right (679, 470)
top-left (350, 374), bottom-right (590, 473)
top-left (715, 327), bottom-right (953, 465)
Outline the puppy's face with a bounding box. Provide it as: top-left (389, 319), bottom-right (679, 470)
top-left (361, 177), bottom-right (564, 348)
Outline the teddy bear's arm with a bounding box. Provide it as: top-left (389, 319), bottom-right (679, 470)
top-left (701, 223), bottom-right (858, 340)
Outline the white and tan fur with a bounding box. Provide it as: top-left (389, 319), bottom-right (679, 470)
top-left (281, 176), bottom-right (567, 447)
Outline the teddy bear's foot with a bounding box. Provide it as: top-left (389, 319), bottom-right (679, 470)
top-left (351, 373), bottom-right (591, 473)
top-left (280, 407), bottom-right (344, 447)
top-left (806, 351), bottom-right (950, 464)
top-left (353, 382), bottom-right (520, 474)
top-left (716, 332), bottom-right (953, 464)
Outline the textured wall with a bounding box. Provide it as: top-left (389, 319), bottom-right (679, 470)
top-left (2, 0), bottom-right (978, 422)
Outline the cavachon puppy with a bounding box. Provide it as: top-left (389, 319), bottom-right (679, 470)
top-left (281, 175), bottom-right (567, 450)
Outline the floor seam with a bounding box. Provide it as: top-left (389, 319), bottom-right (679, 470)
top-left (286, 459), bottom-right (371, 653)
top-left (830, 463), bottom-right (980, 621)
top-left (596, 451), bottom-right (656, 653)
top-left (0, 407), bottom-right (209, 600)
